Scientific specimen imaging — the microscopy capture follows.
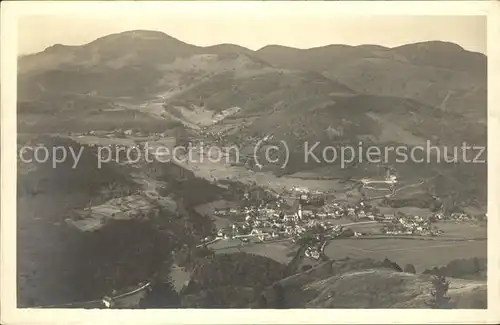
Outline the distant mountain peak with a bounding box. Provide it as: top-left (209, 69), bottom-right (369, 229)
top-left (118, 29), bottom-right (167, 36)
top-left (97, 29), bottom-right (172, 39)
top-left (257, 40), bottom-right (480, 56)
top-left (42, 43), bottom-right (76, 53)
top-left (257, 44), bottom-right (302, 53)
top-left (395, 40), bottom-right (467, 52)
top-left (85, 29), bottom-right (189, 49)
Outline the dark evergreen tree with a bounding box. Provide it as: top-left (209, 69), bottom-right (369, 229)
top-left (404, 263), bottom-right (417, 274)
top-left (426, 275), bottom-right (452, 308)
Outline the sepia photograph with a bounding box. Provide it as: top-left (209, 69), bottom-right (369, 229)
top-left (1, 1), bottom-right (499, 325)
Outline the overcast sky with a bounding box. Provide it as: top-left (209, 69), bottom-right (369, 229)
top-left (18, 14), bottom-right (486, 55)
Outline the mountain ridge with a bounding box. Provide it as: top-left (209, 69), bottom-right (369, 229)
top-left (19, 30), bottom-right (486, 77)
top-left (18, 30), bottom-right (486, 107)
top-left (23, 30), bottom-right (486, 57)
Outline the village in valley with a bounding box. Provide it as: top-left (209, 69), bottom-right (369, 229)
top-left (56, 127), bottom-right (487, 270)
top-left (198, 180), bottom-right (484, 262)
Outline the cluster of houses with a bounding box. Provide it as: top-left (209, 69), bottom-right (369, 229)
top-left (380, 215), bottom-right (443, 236)
top-left (322, 201), bottom-right (382, 221)
top-left (211, 106), bottom-right (241, 124)
top-left (81, 142), bottom-right (138, 150)
top-left (432, 212), bottom-right (485, 222)
top-left (203, 168), bottom-right (485, 259)
top-left (212, 203), bottom-right (357, 260)
top-left (80, 129), bottom-right (168, 138)
top-left (211, 186), bottom-right (390, 244)
top-left (207, 183), bottom-right (487, 259)
top-left (209, 188), bottom-right (367, 260)
top-left (283, 186), bottom-right (399, 222)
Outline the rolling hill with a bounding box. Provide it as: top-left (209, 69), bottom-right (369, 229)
top-left (256, 41), bottom-right (487, 122)
top-left (18, 30), bottom-right (487, 131)
top-left (178, 255), bottom-right (487, 309)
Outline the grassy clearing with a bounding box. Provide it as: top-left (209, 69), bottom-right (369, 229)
top-left (436, 221), bottom-right (487, 238)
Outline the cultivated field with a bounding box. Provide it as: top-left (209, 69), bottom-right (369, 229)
top-left (209, 238), bottom-right (294, 264)
top-left (324, 237), bottom-right (486, 272)
top-left (207, 220), bottom-right (486, 273)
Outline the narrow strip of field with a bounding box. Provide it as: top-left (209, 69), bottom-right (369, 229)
top-left (325, 237), bottom-right (486, 272)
